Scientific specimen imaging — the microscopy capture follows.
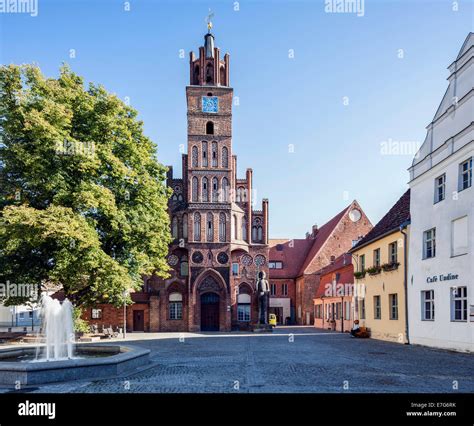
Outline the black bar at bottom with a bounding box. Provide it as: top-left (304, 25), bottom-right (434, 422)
top-left (0, 393), bottom-right (472, 425)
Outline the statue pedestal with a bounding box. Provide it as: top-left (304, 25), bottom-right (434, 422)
top-left (252, 324), bottom-right (273, 333)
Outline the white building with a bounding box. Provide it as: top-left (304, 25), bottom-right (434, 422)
top-left (408, 33), bottom-right (474, 352)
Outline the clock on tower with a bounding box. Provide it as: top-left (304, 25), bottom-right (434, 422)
top-left (202, 96), bottom-right (219, 113)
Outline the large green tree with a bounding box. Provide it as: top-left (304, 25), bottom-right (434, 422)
top-left (0, 64), bottom-right (172, 307)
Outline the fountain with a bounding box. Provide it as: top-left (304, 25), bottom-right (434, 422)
top-left (37, 294), bottom-right (75, 361)
top-left (0, 294), bottom-right (150, 387)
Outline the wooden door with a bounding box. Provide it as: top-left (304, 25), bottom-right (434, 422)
top-left (133, 310), bottom-right (145, 332)
top-left (200, 293), bottom-right (220, 331)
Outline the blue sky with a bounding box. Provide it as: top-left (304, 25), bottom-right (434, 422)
top-left (1, 0), bottom-right (472, 238)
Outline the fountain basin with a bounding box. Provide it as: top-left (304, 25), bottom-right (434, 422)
top-left (0, 344), bottom-right (150, 386)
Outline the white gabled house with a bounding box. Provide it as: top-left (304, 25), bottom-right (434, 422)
top-left (408, 32), bottom-right (474, 352)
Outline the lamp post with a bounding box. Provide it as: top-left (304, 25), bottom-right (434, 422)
top-left (123, 290), bottom-right (129, 339)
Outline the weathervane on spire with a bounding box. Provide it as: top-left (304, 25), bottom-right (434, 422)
top-left (206, 8), bottom-right (214, 33)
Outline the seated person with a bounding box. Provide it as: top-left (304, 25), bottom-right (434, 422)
top-left (350, 320), bottom-right (361, 337)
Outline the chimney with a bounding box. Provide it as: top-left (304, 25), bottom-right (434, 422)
top-left (312, 224), bottom-right (318, 237)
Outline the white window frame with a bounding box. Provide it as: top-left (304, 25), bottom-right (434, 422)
top-left (269, 261), bottom-right (283, 269)
top-left (389, 293), bottom-right (398, 320)
top-left (450, 287), bottom-right (467, 322)
top-left (388, 242), bottom-right (398, 264)
top-left (434, 173), bottom-right (446, 203)
top-left (270, 283), bottom-right (276, 296)
top-left (373, 248), bottom-right (380, 267)
top-left (169, 293), bottom-right (183, 320)
top-left (359, 254), bottom-right (365, 272)
top-left (373, 295), bottom-right (381, 319)
top-left (421, 290), bottom-right (435, 321)
top-left (359, 298), bottom-right (365, 319)
top-left (423, 228), bottom-right (436, 259)
top-left (237, 304), bottom-right (251, 322)
top-left (459, 157), bottom-right (472, 191)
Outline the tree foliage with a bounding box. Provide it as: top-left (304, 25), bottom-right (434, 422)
top-left (0, 64), bottom-right (172, 307)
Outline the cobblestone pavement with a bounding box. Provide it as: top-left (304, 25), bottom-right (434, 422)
top-left (3, 327), bottom-right (474, 393)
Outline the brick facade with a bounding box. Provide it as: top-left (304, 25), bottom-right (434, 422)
top-left (269, 201), bottom-right (372, 326)
top-left (314, 254), bottom-right (354, 332)
top-left (83, 30), bottom-right (269, 333)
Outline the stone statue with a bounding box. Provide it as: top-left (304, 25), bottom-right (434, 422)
top-left (256, 271), bottom-right (270, 325)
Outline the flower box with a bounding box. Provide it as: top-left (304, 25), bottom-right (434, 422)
top-left (366, 266), bottom-right (382, 276)
top-left (354, 271), bottom-right (366, 279)
top-left (382, 262), bottom-right (400, 272)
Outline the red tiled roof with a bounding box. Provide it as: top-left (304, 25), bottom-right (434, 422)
top-left (352, 190), bottom-right (410, 251)
top-left (269, 202), bottom-right (359, 279)
top-left (297, 204), bottom-right (351, 275)
top-left (269, 238), bottom-right (313, 278)
top-left (319, 253), bottom-right (353, 276)
top-left (315, 253), bottom-right (354, 298)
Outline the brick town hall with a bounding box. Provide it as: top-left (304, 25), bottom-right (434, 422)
top-left (83, 27), bottom-right (270, 332)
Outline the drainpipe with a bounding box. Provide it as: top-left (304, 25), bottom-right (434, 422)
top-left (322, 300), bottom-right (324, 329)
top-left (400, 221), bottom-right (410, 345)
top-left (341, 296), bottom-right (344, 333)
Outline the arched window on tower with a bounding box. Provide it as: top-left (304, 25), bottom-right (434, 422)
top-left (253, 217), bottom-right (263, 243)
top-left (221, 177), bottom-right (229, 202)
top-left (222, 146), bottom-right (228, 168)
top-left (194, 65), bottom-right (200, 85)
top-left (206, 213), bottom-right (214, 242)
top-left (252, 226), bottom-right (257, 242)
top-left (180, 255), bottom-right (188, 277)
top-left (192, 146), bottom-right (198, 167)
top-left (171, 216), bottom-right (178, 239)
top-left (192, 177), bottom-right (198, 202)
top-left (233, 215), bottom-right (239, 240)
top-left (242, 217), bottom-right (247, 241)
top-left (182, 214), bottom-right (188, 239)
top-left (202, 141), bottom-right (208, 167)
top-left (202, 177), bottom-right (208, 202)
top-left (211, 142), bottom-right (217, 167)
top-left (206, 121), bottom-right (214, 135)
top-left (236, 186), bottom-right (246, 203)
top-left (206, 63), bottom-right (213, 84)
top-left (220, 66), bottom-right (226, 86)
top-left (193, 213), bottom-right (201, 241)
top-left (212, 177), bottom-right (218, 202)
top-left (219, 213), bottom-right (226, 242)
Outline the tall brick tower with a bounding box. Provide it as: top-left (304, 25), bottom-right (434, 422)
top-left (151, 23), bottom-right (270, 332)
